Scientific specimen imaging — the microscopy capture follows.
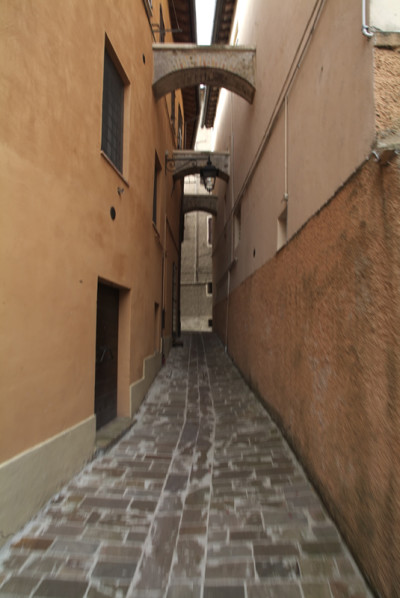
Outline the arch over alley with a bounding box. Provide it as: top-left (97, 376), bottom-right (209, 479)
top-left (166, 150), bottom-right (230, 183)
top-left (153, 43), bottom-right (256, 103)
top-left (183, 194), bottom-right (218, 215)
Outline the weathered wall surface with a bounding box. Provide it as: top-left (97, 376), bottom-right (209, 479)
top-left (374, 44), bottom-right (400, 139)
top-left (214, 158), bottom-right (400, 596)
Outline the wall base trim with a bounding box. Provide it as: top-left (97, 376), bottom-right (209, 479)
top-left (0, 416), bottom-right (96, 547)
top-left (130, 352), bottom-right (162, 414)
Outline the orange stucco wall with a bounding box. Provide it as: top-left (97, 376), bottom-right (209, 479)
top-left (0, 0), bottom-right (183, 463)
top-left (214, 157), bottom-right (400, 596)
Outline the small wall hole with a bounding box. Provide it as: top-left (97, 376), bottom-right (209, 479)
top-left (110, 207), bottom-right (116, 220)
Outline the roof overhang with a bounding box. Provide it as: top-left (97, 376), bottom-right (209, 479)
top-left (203, 0), bottom-right (237, 128)
top-left (168, 0), bottom-right (200, 148)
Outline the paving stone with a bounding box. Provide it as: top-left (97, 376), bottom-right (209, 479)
top-left (253, 543), bottom-right (299, 557)
top-left (301, 582), bottom-right (333, 598)
top-left (92, 560), bottom-right (137, 579)
top-left (208, 546), bottom-right (252, 562)
top-left (205, 561), bottom-right (255, 579)
top-left (81, 497), bottom-right (131, 510)
top-left (262, 511), bottom-right (308, 527)
top-left (203, 587), bottom-right (245, 598)
top-left (130, 499), bottom-right (158, 512)
top-left (0, 554), bottom-right (29, 571)
top-left (255, 560), bottom-right (300, 579)
top-left (49, 539), bottom-right (99, 555)
top-left (57, 556), bottom-right (93, 579)
top-left (171, 538), bottom-right (205, 578)
top-left (100, 545), bottom-right (142, 559)
top-left (133, 515), bottom-right (180, 590)
top-left (165, 474), bottom-right (188, 492)
top-left (83, 527), bottom-right (126, 542)
top-left (179, 525), bottom-right (207, 536)
top-left (335, 556), bottom-right (356, 577)
top-left (32, 579), bottom-right (88, 597)
top-left (301, 540), bottom-right (343, 555)
top-left (246, 584), bottom-right (302, 598)
top-left (0, 576), bottom-right (40, 597)
top-left (166, 585), bottom-right (202, 598)
top-left (185, 488), bottom-right (210, 506)
top-left (299, 556), bottom-right (337, 577)
top-left (329, 580), bottom-right (371, 598)
top-left (11, 537), bottom-right (53, 551)
top-left (21, 555), bottom-right (64, 575)
top-left (230, 530), bottom-right (271, 542)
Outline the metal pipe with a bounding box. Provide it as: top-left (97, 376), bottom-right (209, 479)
top-left (362, 0), bottom-right (373, 38)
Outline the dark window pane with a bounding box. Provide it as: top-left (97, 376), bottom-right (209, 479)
top-left (101, 50), bottom-right (124, 172)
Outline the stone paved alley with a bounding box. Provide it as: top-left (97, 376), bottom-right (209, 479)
top-left (0, 333), bottom-right (372, 598)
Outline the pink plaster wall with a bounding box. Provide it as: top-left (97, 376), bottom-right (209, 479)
top-left (214, 158), bottom-right (400, 597)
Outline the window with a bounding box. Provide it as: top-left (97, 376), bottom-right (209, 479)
top-left (152, 153), bottom-right (161, 226)
top-left (277, 205), bottom-right (288, 250)
top-left (177, 105), bottom-right (183, 149)
top-left (142, 0), bottom-right (153, 18)
top-left (206, 282), bottom-right (213, 296)
top-left (234, 207), bottom-right (241, 249)
top-left (207, 216), bottom-right (213, 246)
top-left (160, 5), bottom-right (165, 42)
top-left (101, 44), bottom-right (126, 173)
top-left (170, 90), bottom-right (176, 131)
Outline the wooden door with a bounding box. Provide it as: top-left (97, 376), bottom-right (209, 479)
top-left (95, 282), bottom-right (119, 430)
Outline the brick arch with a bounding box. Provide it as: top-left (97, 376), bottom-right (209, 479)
top-left (153, 44), bottom-right (256, 104)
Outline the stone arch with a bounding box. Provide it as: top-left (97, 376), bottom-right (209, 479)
top-left (153, 44), bottom-right (256, 104)
top-left (183, 195), bottom-right (217, 216)
top-left (167, 150), bottom-right (230, 183)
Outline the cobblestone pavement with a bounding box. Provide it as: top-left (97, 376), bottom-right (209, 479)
top-left (0, 333), bottom-right (372, 598)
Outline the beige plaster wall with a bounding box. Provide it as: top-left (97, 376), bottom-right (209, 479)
top-left (213, 0), bottom-right (375, 297)
top-left (370, 0), bottom-right (400, 32)
top-left (0, 0), bottom-right (183, 536)
top-left (214, 158), bottom-right (400, 597)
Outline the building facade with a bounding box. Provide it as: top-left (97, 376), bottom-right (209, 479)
top-left (181, 110), bottom-right (214, 332)
top-left (0, 0), bottom-right (197, 544)
top-left (181, 206), bottom-right (213, 332)
top-left (211, 0), bottom-right (400, 595)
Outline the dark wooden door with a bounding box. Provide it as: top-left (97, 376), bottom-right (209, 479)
top-left (95, 283), bottom-right (119, 430)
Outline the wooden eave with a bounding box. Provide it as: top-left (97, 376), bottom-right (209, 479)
top-left (168, 0), bottom-right (200, 149)
top-left (203, 0), bottom-right (236, 128)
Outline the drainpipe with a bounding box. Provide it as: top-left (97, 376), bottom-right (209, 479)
top-left (362, 0), bottom-right (373, 38)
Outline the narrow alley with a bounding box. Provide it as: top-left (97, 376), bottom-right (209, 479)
top-left (0, 333), bottom-right (372, 598)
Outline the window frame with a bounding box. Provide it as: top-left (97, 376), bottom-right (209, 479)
top-left (101, 38), bottom-right (129, 177)
top-left (152, 153), bottom-right (162, 227)
top-left (207, 215), bottom-right (213, 247)
top-left (159, 5), bottom-right (166, 42)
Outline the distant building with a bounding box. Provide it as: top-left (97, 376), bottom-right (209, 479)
top-left (181, 96), bottom-right (214, 332)
top-left (181, 202), bottom-right (213, 332)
